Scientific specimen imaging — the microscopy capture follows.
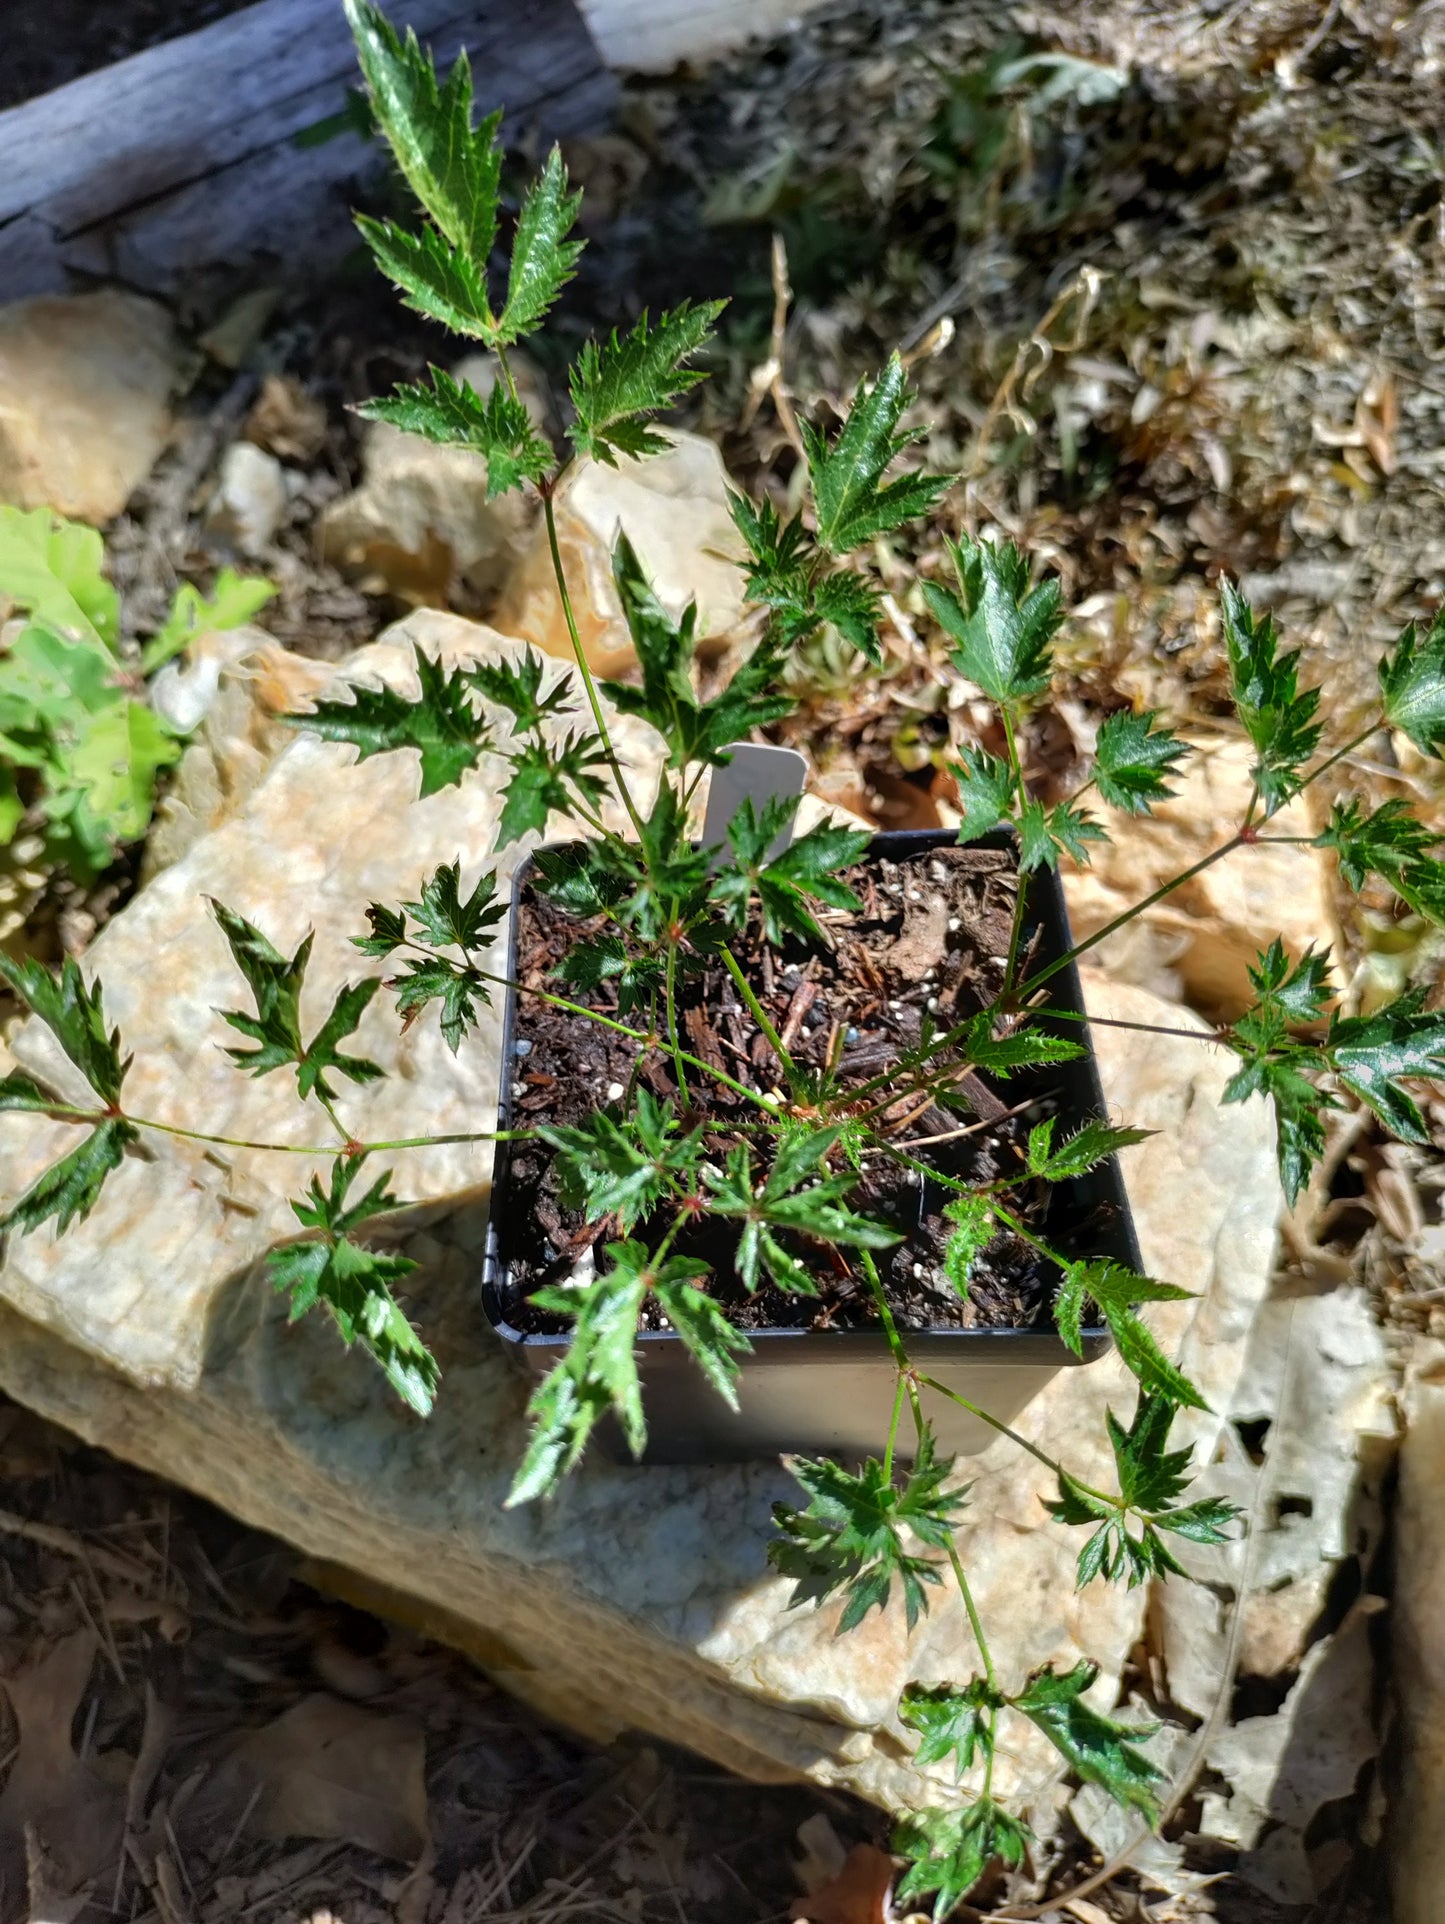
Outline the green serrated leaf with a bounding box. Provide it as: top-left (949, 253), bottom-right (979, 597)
top-left (355, 212), bottom-right (495, 337)
top-left (1380, 607), bottom-right (1445, 756)
top-left (942, 1193), bottom-right (993, 1294)
top-left (402, 860), bottom-right (505, 952)
top-left (924, 534), bottom-right (1058, 706)
top-left (1012, 1661), bottom-right (1163, 1821)
top-left (1054, 1258), bottom-right (1202, 1408)
top-left (950, 749), bottom-right (1014, 843)
top-left (804, 354), bottom-right (952, 554)
top-left (652, 1267), bottom-right (750, 1406)
top-left (1092, 709), bottom-right (1190, 814)
top-left (1025, 1116), bottom-right (1152, 1181)
top-left (354, 903), bottom-right (409, 958)
top-left (498, 146), bottom-right (584, 342)
top-left (1221, 579), bottom-right (1322, 814)
top-left (1327, 989), bottom-right (1445, 1140)
top-left (893, 1802), bottom-right (1030, 1921)
top-left (769, 1427), bottom-right (969, 1632)
top-left (1224, 1049), bottom-right (1331, 1205)
top-left (1016, 796), bottom-right (1105, 872)
top-left (507, 1238), bottom-right (657, 1499)
top-left (359, 369), bottom-right (553, 498)
top-left (899, 1679), bottom-right (1002, 1780)
top-left (1321, 799), bottom-right (1445, 927)
top-left (963, 1012), bottom-right (1085, 1078)
top-left (467, 647), bottom-right (574, 734)
top-left (1, 1118), bottom-right (137, 1236)
top-left (545, 1090), bottom-right (703, 1231)
top-left (391, 956), bottom-right (488, 1052)
top-left (710, 797), bottom-right (869, 944)
top-left (212, 902), bottom-right (382, 1102)
top-left (290, 643), bottom-right (488, 797)
top-left (0, 953), bottom-right (129, 1105)
top-left (602, 532), bottom-right (792, 767)
top-left (345, 0), bottom-right (501, 267)
top-left (568, 303), bottom-right (725, 466)
top-left (496, 732), bottom-right (608, 847)
top-left (270, 1157), bottom-right (436, 1414)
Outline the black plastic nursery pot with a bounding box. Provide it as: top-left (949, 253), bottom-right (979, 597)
top-left (480, 828), bottom-right (1138, 1465)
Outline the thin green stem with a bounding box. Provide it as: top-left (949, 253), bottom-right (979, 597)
top-left (915, 1373), bottom-right (1116, 1507)
top-left (38, 1102), bottom-right (527, 1160)
top-left (999, 708), bottom-right (1030, 992)
top-left (1300, 721), bottom-right (1379, 795)
top-left (542, 489), bottom-right (646, 842)
top-left (1046, 1008), bottom-right (1232, 1047)
top-left (720, 944), bottom-right (796, 1084)
top-left (476, 969), bottom-right (774, 1113)
top-left (947, 1539), bottom-right (998, 1694)
top-left (317, 1092), bottom-right (350, 1144)
top-left (882, 1373), bottom-right (907, 1483)
top-left (664, 937), bottom-right (690, 1107)
top-left (493, 342), bottom-right (523, 408)
top-left (1014, 831), bottom-right (1247, 1005)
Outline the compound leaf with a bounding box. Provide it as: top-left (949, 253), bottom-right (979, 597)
top-left (291, 643), bottom-right (488, 797)
top-left (1221, 579), bottom-right (1321, 813)
top-left (1092, 709), bottom-right (1190, 814)
top-left (804, 354), bottom-right (952, 554)
top-left (1, 1118), bottom-right (137, 1237)
top-left (359, 368), bottom-right (552, 497)
top-left (568, 303), bottom-right (725, 465)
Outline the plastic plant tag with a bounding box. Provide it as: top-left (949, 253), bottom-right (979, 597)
top-left (701, 742), bottom-right (809, 865)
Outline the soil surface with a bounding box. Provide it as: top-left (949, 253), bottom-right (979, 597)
top-left (496, 842), bottom-right (1118, 1335)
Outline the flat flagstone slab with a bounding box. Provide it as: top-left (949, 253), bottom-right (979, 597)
top-left (0, 611), bottom-right (1282, 1814)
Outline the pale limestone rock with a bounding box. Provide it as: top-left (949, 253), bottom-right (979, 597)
top-left (142, 628), bottom-right (335, 876)
top-left (494, 432), bottom-right (747, 677)
top-left (0, 611), bottom-right (656, 1383)
top-left (319, 355), bottom-right (546, 607)
top-left (0, 664), bottom-right (1281, 1849)
top-left (1062, 734), bottom-right (1339, 1017)
top-left (0, 291), bottom-right (179, 523)
top-left (1393, 1345), bottom-right (1445, 1924)
top-left (203, 441), bottom-right (287, 558)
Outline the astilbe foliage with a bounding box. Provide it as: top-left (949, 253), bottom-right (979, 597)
top-left (7, 7), bottom-right (1445, 1916)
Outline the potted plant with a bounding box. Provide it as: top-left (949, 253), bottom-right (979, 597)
top-left (7, 2), bottom-right (1445, 1907)
top-left (480, 819), bottom-right (1135, 1469)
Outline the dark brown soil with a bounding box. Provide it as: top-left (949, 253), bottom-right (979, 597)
top-left (495, 842), bottom-right (1103, 1337)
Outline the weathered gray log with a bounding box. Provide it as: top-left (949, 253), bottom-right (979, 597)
top-left (0, 0), bottom-right (615, 300)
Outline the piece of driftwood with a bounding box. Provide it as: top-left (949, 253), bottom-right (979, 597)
top-left (578, 0), bottom-right (828, 71)
top-left (0, 0), bottom-right (616, 302)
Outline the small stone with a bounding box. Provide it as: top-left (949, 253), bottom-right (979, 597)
top-left (204, 442), bottom-right (287, 558)
top-left (947, 917), bottom-right (962, 933)
top-left (510, 1080), bottom-right (527, 1100)
top-left (494, 432), bottom-right (746, 676)
top-left (907, 888), bottom-right (923, 902)
top-left (845, 1026), bottom-right (860, 1044)
top-left (513, 1038), bottom-right (533, 1057)
top-left (320, 352), bottom-right (546, 606)
top-left (606, 1081), bottom-right (626, 1102)
top-left (0, 290), bottom-right (179, 521)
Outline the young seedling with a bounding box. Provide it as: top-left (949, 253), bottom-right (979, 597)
top-left (5, 4), bottom-right (1445, 1908)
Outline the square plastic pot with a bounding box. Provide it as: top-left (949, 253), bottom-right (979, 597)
top-left (481, 827), bottom-right (1137, 1465)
